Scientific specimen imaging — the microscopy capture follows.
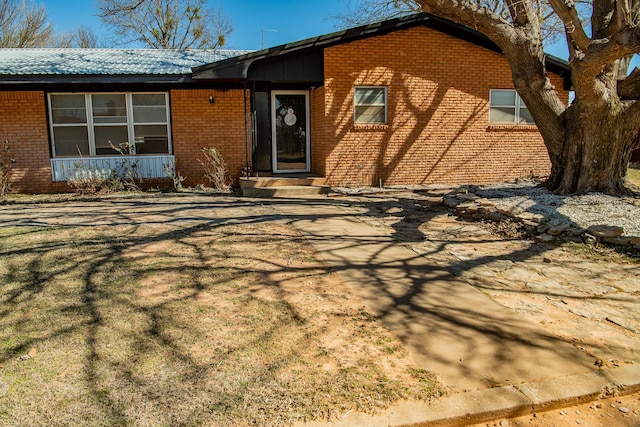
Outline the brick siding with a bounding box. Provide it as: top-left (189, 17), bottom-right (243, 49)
top-left (316, 26), bottom-right (568, 187)
top-left (170, 89), bottom-right (250, 188)
top-left (0, 91), bottom-right (61, 193)
top-left (2, 89), bottom-right (250, 193)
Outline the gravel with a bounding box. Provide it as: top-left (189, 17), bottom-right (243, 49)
top-left (335, 181), bottom-right (640, 237)
top-left (473, 182), bottom-right (640, 237)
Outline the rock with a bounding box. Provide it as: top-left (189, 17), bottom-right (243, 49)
top-left (601, 237), bottom-right (631, 246)
top-left (484, 211), bottom-right (504, 222)
top-left (455, 192), bottom-right (478, 201)
top-left (538, 233), bottom-right (555, 243)
top-left (517, 212), bottom-right (547, 224)
top-left (630, 236), bottom-right (640, 248)
top-left (567, 227), bottom-right (586, 236)
top-left (548, 223), bottom-right (570, 236)
top-left (587, 225), bottom-right (624, 238)
top-left (443, 195), bottom-right (461, 208)
top-left (584, 233), bottom-right (599, 245)
top-left (537, 223), bottom-right (550, 234)
top-left (508, 206), bottom-right (524, 216)
top-left (619, 407), bottom-right (630, 413)
top-left (385, 207), bottom-right (403, 214)
top-left (456, 201), bottom-right (478, 209)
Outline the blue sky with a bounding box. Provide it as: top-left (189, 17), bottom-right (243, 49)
top-left (43, 0), bottom-right (352, 50)
top-left (41, 0), bottom-right (576, 59)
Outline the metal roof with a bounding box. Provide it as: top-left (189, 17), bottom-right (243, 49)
top-left (0, 48), bottom-right (251, 76)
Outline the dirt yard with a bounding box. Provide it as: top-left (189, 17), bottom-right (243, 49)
top-left (0, 191), bottom-right (638, 426)
top-left (0, 194), bottom-right (441, 426)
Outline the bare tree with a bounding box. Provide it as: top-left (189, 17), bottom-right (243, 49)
top-left (0, 0), bottom-right (53, 47)
top-left (329, 0), bottom-right (418, 28)
top-left (72, 26), bottom-right (101, 48)
top-left (97, 0), bottom-right (232, 49)
top-left (51, 26), bottom-right (101, 48)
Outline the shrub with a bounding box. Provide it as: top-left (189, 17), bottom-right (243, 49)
top-left (67, 142), bottom-right (141, 194)
top-left (0, 140), bottom-right (15, 198)
top-left (163, 163), bottom-right (186, 191)
top-left (198, 147), bottom-right (230, 192)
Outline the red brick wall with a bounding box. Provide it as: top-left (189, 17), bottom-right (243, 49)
top-left (310, 86), bottom-right (327, 176)
top-left (2, 89), bottom-right (250, 193)
top-left (170, 89), bottom-right (250, 187)
top-left (319, 26), bottom-right (569, 186)
top-left (0, 91), bottom-right (60, 193)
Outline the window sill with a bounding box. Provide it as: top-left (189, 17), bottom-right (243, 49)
top-left (353, 124), bottom-right (389, 131)
top-left (487, 124), bottom-right (539, 132)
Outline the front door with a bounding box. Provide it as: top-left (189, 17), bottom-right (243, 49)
top-left (272, 91), bottom-right (310, 173)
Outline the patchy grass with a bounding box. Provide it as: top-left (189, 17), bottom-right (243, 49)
top-left (628, 163), bottom-right (640, 187)
top-left (0, 215), bottom-right (442, 426)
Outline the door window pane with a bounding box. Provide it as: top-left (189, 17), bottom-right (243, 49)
top-left (92, 94), bottom-right (127, 124)
top-left (274, 94), bottom-right (308, 171)
top-left (53, 127), bottom-right (89, 156)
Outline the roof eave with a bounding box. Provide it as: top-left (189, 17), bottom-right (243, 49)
top-left (0, 73), bottom-right (196, 86)
top-left (192, 12), bottom-right (571, 82)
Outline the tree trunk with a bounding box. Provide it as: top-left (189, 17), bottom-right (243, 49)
top-left (545, 100), bottom-right (638, 194)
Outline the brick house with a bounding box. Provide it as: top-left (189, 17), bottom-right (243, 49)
top-left (0, 13), bottom-right (570, 193)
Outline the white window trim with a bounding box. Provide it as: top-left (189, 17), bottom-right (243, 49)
top-left (354, 86), bottom-right (388, 125)
top-left (48, 92), bottom-right (172, 157)
top-left (489, 89), bottom-right (534, 125)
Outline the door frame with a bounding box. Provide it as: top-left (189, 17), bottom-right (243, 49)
top-left (271, 90), bottom-right (311, 173)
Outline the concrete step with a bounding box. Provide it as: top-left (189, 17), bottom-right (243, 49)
top-left (242, 185), bottom-right (331, 198)
top-left (240, 176), bottom-right (327, 189)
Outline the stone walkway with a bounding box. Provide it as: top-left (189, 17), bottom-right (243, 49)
top-left (346, 192), bottom-right (640, 369)
top-left (272, 198), bottom-right (599, 392)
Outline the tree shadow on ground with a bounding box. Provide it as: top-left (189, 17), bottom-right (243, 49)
top-left (0, 195), bottom-right (442, 426)
top-left (268, 190), bottom-right (639, 390)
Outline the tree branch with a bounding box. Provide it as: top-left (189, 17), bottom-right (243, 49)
top-left (548, 0), bottom-right (592, 51)
top-left (414, 0), bottom-right (515, 46)
top-left (505, 0), bottom-right (537, 28)
top-left (618, 67), bottom-right (640, 99)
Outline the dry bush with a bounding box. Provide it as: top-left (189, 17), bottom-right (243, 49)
top-left (67, 143), bottom-right (141, 194)
top-left (198, 147), bottom-right (230, 192)
top-left (0, 140), bottom-right (15, 198)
